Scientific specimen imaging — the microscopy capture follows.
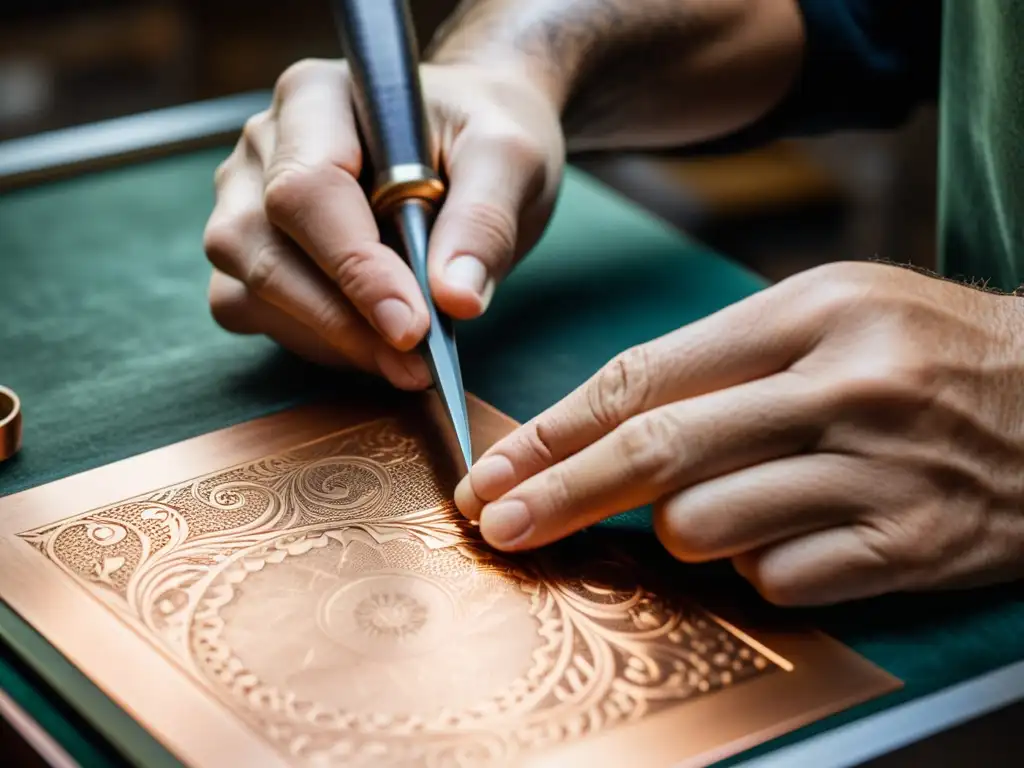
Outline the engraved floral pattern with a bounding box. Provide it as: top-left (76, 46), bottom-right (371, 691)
top-left (18, 416), bottom-right (779, 767)
top-left (354, 591), bottom-right (429, 639)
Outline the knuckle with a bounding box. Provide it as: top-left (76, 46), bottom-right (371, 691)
top-left (208, 275), bottom-right (256, 334)
top-left (489, 128), bottom-right (546, 169)
top-left (615, 413), bottom-right (679, 478)
top-left (829, 355), bottom-right (934, 412)
top-left (243, 242), bottom-right (283, 297)
top-left (542, 467), bottom-right (574, 516)
top-left (213, 153), bottom-right (235, 189)
top-left (263, 164), bottom-right (313, 224)
top-left (526, 420), bottom-right (558, 465)
top-left (331, 247), bottom-right (381, 302)
top-left (264, 160), bottom-right (357, 225)
top-left (213, 140), bottom-right (253, 190)
top-left (241, 111), bottom-right (270, 146)
top-left (787, 262), bottom-right (875, 321)
top-left (204, 201), bottom-right (268, 276)
top-left (274, 58), bottom-right (332, 100)
top-left (860, 526), bottom-right (909, 568)
top-left (858, 510), bottom-right (954, 572)
top-left (459, 200), bottom-right (518, 262)
top-left (209, 290), bottom-right (250, 334)
top-left (202, 219), bottom-right (242, 272)
top-left (796, 260), bottom-right (874, 290)
top-left (588, 345), bottom-right (655, 429)
top-left (310, 298), bottom-right (355, 342)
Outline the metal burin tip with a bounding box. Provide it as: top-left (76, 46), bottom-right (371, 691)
top-left (433, 369), bottom-right (472, 475)
top-left (393, 199), bottom-right (474, 475)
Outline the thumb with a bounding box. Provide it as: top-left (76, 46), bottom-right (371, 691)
top-left (428, 129), bottom-right (548, 320)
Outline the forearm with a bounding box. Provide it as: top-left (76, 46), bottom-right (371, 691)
top-left (427, 0), bottom-right (806, 152)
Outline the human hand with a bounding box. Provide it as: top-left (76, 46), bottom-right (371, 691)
top-left (455, 262), bottom-right (1024, 605)
top-left (203, 58), bottom-right (563, 388)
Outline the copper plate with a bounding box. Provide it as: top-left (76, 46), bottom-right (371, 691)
top-left (0, 392), bottom-right (899, 767)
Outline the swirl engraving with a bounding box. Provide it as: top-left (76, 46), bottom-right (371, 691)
top-left (17, 416), bottom-right (780, 767)
top-left (294, 457), bottom-right (390, 521)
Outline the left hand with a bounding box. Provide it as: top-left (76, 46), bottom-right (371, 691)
top-left (454, 262), bottom-right (1024, 605)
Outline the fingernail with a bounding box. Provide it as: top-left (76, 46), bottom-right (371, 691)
top-left (372, 298), bottom-right (414, 346)
top-left (445, 255), bottom-right (495, 308)
top-left (454, 455), bottom-right (515, 522)
top-left (469, 455), bottom-right (516, 500)
top-left (453, 477), bottom-right (480, 520)
top-left (480, 500), bottom-right (533, 547)
top-left (376, 348), bottom-right (431, 390)
top-left (401, 353), bottom-right (431, 388)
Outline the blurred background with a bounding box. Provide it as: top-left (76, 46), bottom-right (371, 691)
top-left (0, 0), bottom-right (939, 282)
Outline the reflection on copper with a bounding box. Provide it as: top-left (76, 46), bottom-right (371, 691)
top-left (0, 392), bottom-right (899, 768)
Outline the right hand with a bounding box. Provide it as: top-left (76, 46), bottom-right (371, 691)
top-left (203, 58), bottom-right (564, 389)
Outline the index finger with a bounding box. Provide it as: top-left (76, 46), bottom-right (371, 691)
top-left (262, 61), bottom-right (431, 351)
top-left (454, 284), bottom-right (813, 520)
top-left (478, 372), bottom-right (825, 550)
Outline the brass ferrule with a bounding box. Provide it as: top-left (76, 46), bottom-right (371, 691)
top-left (370, 163), bottom-right (446, 216)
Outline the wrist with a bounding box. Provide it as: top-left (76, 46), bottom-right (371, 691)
top-left (425, 4), bottom-right (576, 114)
top-left (426, 0), bottom-right (804, 152)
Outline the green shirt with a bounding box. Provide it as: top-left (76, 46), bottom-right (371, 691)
top-left (939, 1), bottom-right (1024, 291)
top-left (717, 1), bottom-right (1021, 291)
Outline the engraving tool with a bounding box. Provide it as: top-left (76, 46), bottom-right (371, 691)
top-left (333, 0), bottom-right (473, 474)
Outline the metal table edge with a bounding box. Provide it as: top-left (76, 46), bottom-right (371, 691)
top-left (728, 658), bottom-right (1024, 768)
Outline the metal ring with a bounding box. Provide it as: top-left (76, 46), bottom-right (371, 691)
top-left (0, 385), bottom-right (22, 463)
top-left (370, 163), bottom-right (446, 217)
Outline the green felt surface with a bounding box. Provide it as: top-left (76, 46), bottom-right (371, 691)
top-left (1, 146), bottom-right (1024, 766)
